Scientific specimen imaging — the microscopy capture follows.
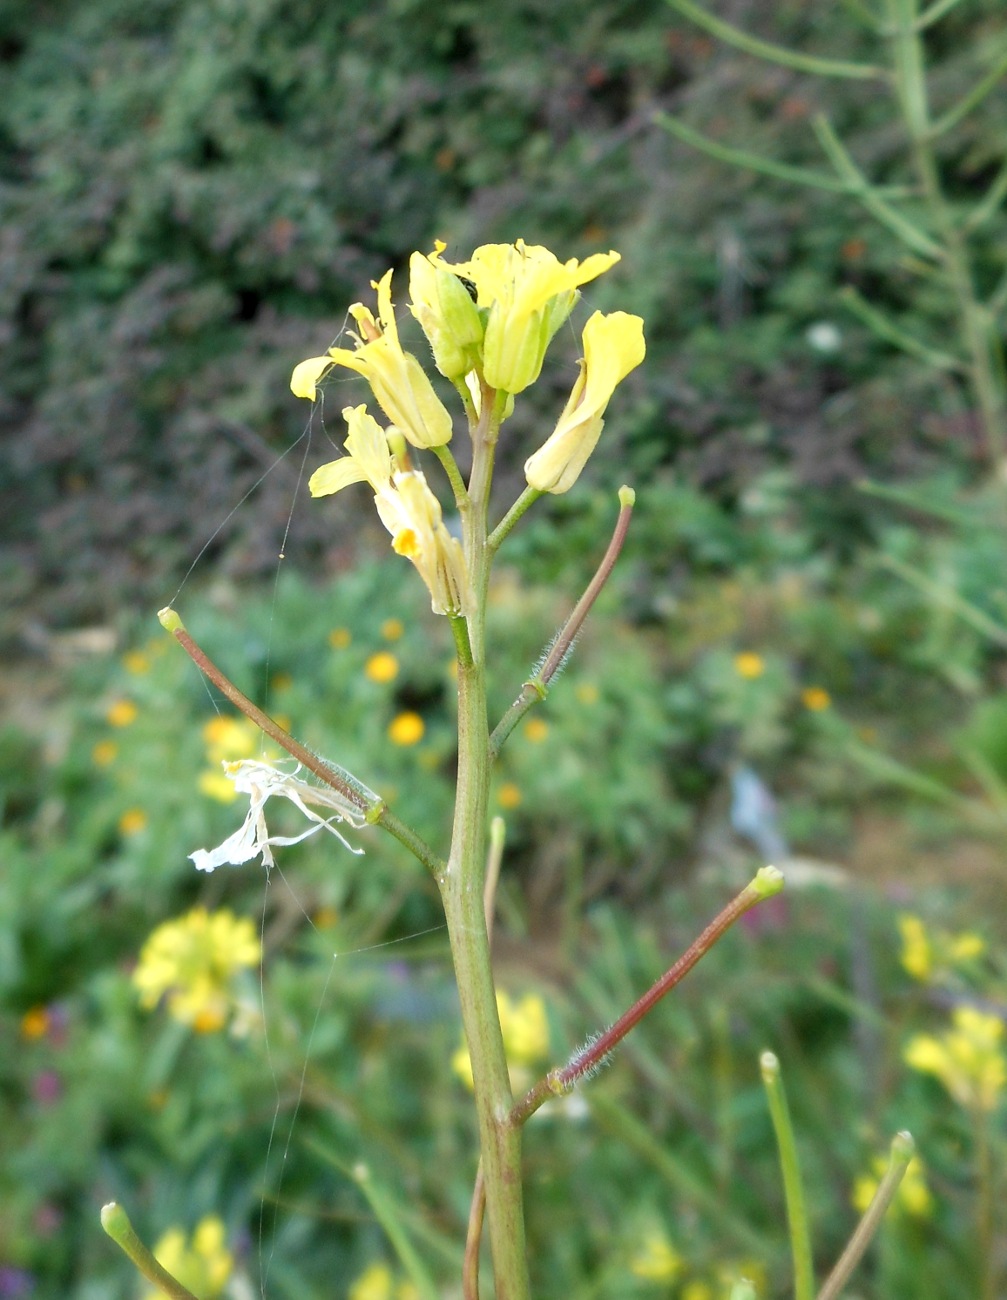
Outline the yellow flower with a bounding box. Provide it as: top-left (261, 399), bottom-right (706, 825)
top-left (122, 649), bottom-right (151, 675)
top-left (575, 682), bottom-right (600, 705)
top-left (904, 1006), bottom-right (1006, 1112)
top-left (629, 1230), bottom-right (683, 1282)
top-left (429, 240), bottom-right (621, 393)
top-left (524, 310), bottom-right (645, 493)
top-left (381, 617), bottom-right (405, 641)
top-left (198, 768), bottom-right (241, 803)
top-left (329, 626), bottom-right (352, 649)
top-left (291, 270), bottom-right (453, 449)
top-left (309, 405), bottom-right (468, 615)
top-left (523, 717), bottom-right (549, 743)
top-left (118, 808), bottom-right (148, 836)
top-left (142, 1216), bottom-right (233, 1300)
top-left (497, 782), bottom-right (522, 809)
top-left (92, 740), bottom-right (118, 767)
top-left (133, 907), bottom-right (261, 1031)
top-left (21, 1006), bottom-right (49, 1040)
top-left (106, 699), bottom-right (138, 727)
top-left (408, 243), bottom-right (485, 380)
top-left (499, 992), bottom-right (550, 1064)
top-left (366, 651), bottom-right (400, 683)
top-left (898, 913), bottom-right (986, 984)
top-left (734, 652), bottom-right (765, 680)
top-left (388, 712), bottom-right (425, 746)
top-left (452, 991), bottom-right (549, 1090)
top-left (680, 1283), bottom-right (714, 1300)
top-left (202, 715), bottom-right (260, 764)
top-left (801, 686), bottom-right (831, 711)
top-left (898, 914), bottom-right (932, 982)
top-left (347, 1262), bottom-right (417, 1300)
top-left (851, 1155), bottom-right (932, 1219)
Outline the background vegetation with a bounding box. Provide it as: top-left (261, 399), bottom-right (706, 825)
top-left (2, 0), bottom-right (1006, 1296)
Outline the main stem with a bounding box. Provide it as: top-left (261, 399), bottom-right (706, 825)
top-left (441, 396), bottom-right (530, 1300)
top-left (888, 0), bottom-right (1006, 467)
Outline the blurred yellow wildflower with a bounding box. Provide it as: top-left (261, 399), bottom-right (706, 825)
top-left (629, 1229), bottom-right (683, 1282)
top-left (347, 1262), bottom-right (419, 1300)
top-left (292, 270), bottom-right (454, 449)
top-left (575, 682), bottom-right (600, 705)
top-left (329, 627), bottom-right (352, 649)
top-left (366, 651), bottom-right (400, 684)
top-left (118, 808), bottom-right (148, 836)
top-left (524, 310), bottom-right (645, 493)
top-left (381, 617), bottom-right (405, 641)
top-left (681, 1282), bottom-right (714, 1300)
top-left (452, 990), bottom-right (549, 1091)
top-left (106, 699), bottom-right (138, 727)
top-left (734, 653), bottom-right (764, 680)
top-left (851, 1154), bottom-right (932, 1219)
top-left (122, 649), bottom-right (151, 675)
top-left (133, 907), bottom-right (261, 1031)
top-left (141, 1216), bottom-right (232, 1300)
top-left (202, 715), bottom-right (260, 764)
top-left (523, 717), bottom-right (549, 743)
top-left (92, 740), bottom-right (117, 767)
top-left (388, 712), bottom-right (425, 746)
top-left (497, 782), bottom-right (522, 809)
top-left (21, 1007), bottom-right (49, 1040)
top-left (904, 1006), bottom-right (1006, 1112)
top-left (800, 686), bottom-right (831, 711)
top-left (310, 406), bottom-right (468, 615)
top-left (898, 913), bottom-right (985, 985)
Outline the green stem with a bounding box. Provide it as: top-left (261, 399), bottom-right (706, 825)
top-left (488, 484), bottom-right (543, 553)
top-left (975, 1107), bottom-right (995, 1300)
top-left (817, 1132), bottom-right (914, 1300)
top-left (666, 0), bottom-right (885, 79)
top-left (886, 0), bottom-right (1006, 466)
top-left (760, 1052), bottom-right (814, 1300)
top-left (100, 1204), bottom-right (200, 1300)
top-left (440, 384), bottom-right (530, 1300)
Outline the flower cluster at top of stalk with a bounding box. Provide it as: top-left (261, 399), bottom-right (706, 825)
top-left (291, 240), bottom-right (645, 612)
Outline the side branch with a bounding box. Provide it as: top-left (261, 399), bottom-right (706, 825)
top-left (157, 608), bottom-right (445, 877)
top-left (489, 486), bottom-right (635, 760)
top-left (509, 866), bottom-right (785, 1125)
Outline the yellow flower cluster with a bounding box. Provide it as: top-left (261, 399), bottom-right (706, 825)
top-left (133, 907), bottom-right (261, 1033)
top-left (898, 913), bottom-right (985, 984)
top-left (904, 1006), bottom-right (1006, 1113)
top-left (451, 990), bottom-right (549, 1091)
top-left (292, 240), bottom-right (645, 614)
top-left (141, 1216), bottom-right (233, 1300)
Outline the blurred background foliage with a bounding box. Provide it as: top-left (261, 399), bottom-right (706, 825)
top-left (3, 0), bottom-right (1007, 1296)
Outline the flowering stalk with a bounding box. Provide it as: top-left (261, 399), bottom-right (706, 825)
top-left (510, 866), bottom-right (785, 1126)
